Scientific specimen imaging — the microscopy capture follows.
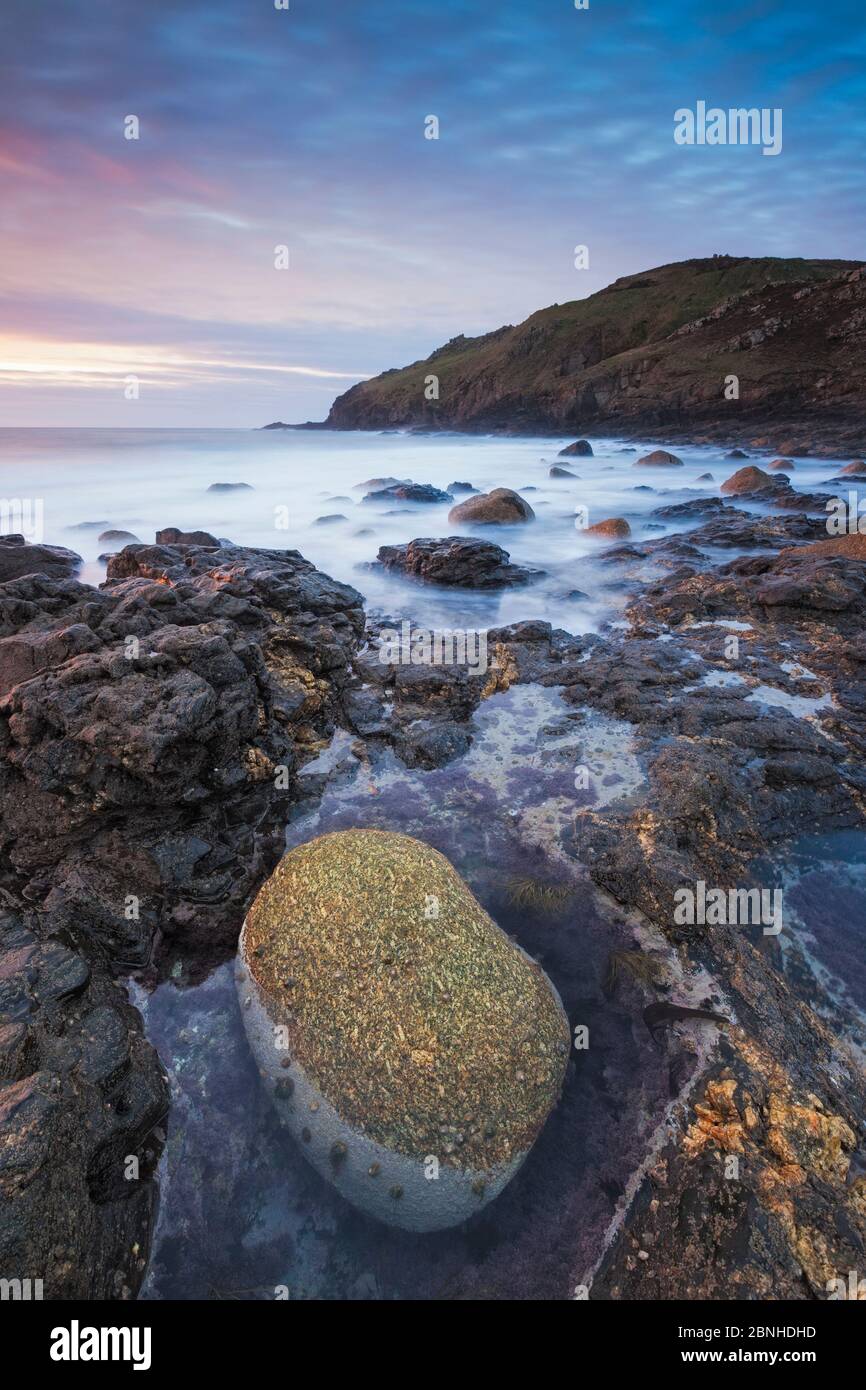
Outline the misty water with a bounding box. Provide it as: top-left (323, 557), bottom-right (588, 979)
top-left (3, 427), bottom-right (860, 1298)
top-left (0, 426), bottom-right (852, 636)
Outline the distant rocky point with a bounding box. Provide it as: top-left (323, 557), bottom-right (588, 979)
top-left (292, 256), bottom-right (866, 451)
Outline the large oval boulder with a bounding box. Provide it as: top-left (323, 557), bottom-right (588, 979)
top-left (237, 829), bottom-right (569, 1231)
top-left (448, 488), bottom-right (535, 526)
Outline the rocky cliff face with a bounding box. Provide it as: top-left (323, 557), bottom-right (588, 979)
top-left (325, 256), bottom-right (866, 448)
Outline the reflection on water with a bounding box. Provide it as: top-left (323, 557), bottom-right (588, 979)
top-left (136, 684), bottom-right (714, 1300)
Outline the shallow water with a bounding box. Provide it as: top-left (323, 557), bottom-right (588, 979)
top-left (0, 426), bottom-right (856, 633)
top-left (135, 683), bottom-right (723, 1301)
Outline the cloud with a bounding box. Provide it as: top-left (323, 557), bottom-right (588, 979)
top-left (0, 0), bottom-right (864, 424)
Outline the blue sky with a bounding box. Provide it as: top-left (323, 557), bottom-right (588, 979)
top-left (0, 0), bottom-right (863, 425)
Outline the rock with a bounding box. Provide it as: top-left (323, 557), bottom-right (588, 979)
top-left (652, 497), bottom-right (727, 520)
top-left (726, 449), bottom-right (748, 459)
top-left (236, 829), bottom-right (569, 1231)
top-left (635, 450), bottom-right (684, 467)
top-left (97, 530), bottom-right (139, 544)
top-left (447, 481), bottom-right (478, 494)
top-left (695, 473), bottom-right (715, 481)
top-left (362, 484), bottom-right (453, 505)
top-left (767, 458), bottom-right (795, 471)
top-left (586, 517), bottom-right (632, 538)
top-left (353, 477), bottom-right (411, 493)
top-left (1, 539), bottom-right (366, 966)
top-left (0, 911), bottom-right (167, 1297)
top-left (313, 514), bottom-right (348, 526)
top-left (720, 465), bottom-right (776, 495)
top-left (448, 488), bottom-right (535, 526)
top-left (558, 440), bottom-right (593, 457)
top-left (375, 537), bottom-right (544, 589)
top-left (0, 536), bottom-right (82, 583)
top-left (155, 528), bottom-right (220, 547)
top-left (207, 483), bottom-right (253, 492)
top-left (549, 466), bottom-right (578, 479)
top-left (790, 534), bottom-right (866, 561)
top-left (836, 461), bottom-right (866, 477)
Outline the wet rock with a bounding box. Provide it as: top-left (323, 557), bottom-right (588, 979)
top-left (635, 450), bottom-right (683, 467)
top-left (0, 537), bottom-right (82, 584)
top-left (558, 440), bottom-right (593, 456)
top-left (1, 540), bottom-right (366, 968)
top-left (695, 473), bottom-right (715, 481)
top-left (447, 481), bottom-right (478, 494)
top-left (586, 518), bottom-right (631, 538)
top-left (207, 482), bottom-right (253, 492)
top-left (549, 466), bottom-right (578, 479)
top-left (768, 458), bottom-right (795, 471)
top-left (720, 465), bottom-right (776, 495)
top-left (726, 449), bottom-right (749, 459)
top-left (237, 829), bottom-right (570, 1231)
top-left (0, 911), bottom-right (167, 1298)
top-left (98, 530), bottom-right (139, 544)
top-left (363, 483), bottom-right (453, 506)
top-left (353, 477), bottom-right (412, 493)
top-left (375, 537), bottom-right (544, 588)
top-left (313, 514), bottom-right (348, 525)
top-left (448, 488), bottom-right (535, 526)
top-left (155, 528), bottom-right (220, 547)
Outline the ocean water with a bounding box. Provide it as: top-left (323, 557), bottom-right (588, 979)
top-left (0, 426), bottom-right (854, 633)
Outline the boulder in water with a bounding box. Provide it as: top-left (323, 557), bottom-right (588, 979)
top-left (237, 829), bottom-right (569, 1231)
top-left (634, 450), bottom-right (683, 467)
top-left (448, 488), bottom-right (535, 526)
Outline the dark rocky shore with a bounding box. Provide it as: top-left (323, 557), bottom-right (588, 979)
top-left (2, 461), bottom-right (866, 1298)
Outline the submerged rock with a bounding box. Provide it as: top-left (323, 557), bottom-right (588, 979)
top-left (448, 488), bottom-right (535, 526)
top-left (362, 483), bottom-right (453, 505)
top-left (635, 450), bottom-right (683, 468)
top-left (558, 439), bottom-right (593, 457)
top-left (768, 458), bottom-right (795, 471)
top-left (207, 482), bottom-right (253, 492)
top-left (98, 529), bottom-right (139, 543)
top-left (549, 466), bottom-right (578, 479)
top-left (448, 481), bottom-right (478, 493)
top-left (375, 536), bottom-right (544, 588)
top-left (237, 829), bottom-right (570, 1231)
top-left (155, 527), bottom-right (220, 547)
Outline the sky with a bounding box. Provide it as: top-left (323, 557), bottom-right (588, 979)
top-left (0, 0), bottom-right (864, 427)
